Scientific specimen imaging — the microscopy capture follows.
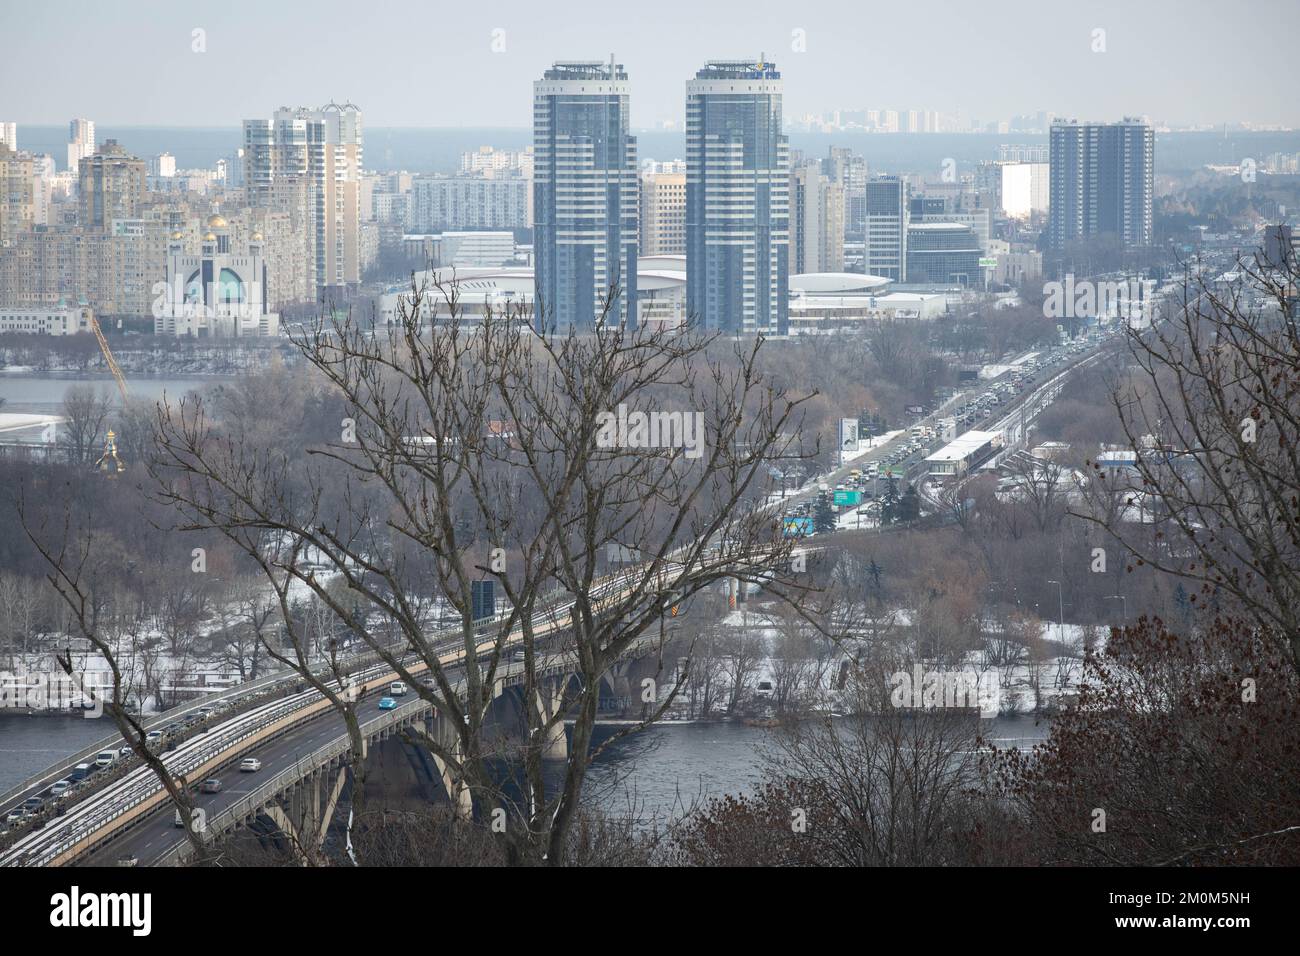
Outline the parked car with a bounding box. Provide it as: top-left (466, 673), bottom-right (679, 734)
top-left (239, 757), bottom-right (262, 773)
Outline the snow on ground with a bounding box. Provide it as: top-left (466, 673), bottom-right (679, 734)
top-left (0, 413), bottom-right (62, 434)
top-left (843, 429), bottom-right (905, 464)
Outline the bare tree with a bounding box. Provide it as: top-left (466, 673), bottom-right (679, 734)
top-left (59, 383), bottom-right (114, 467)
top-left (1091, 255), bottom-right (1300, 672)
top-left (146, 278), bottom-right (817, 865)
top-left (18, 506), bottom-right (209, 860)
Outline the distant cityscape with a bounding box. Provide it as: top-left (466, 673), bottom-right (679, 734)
top-left (0, 55), bottom-right (1295, 340)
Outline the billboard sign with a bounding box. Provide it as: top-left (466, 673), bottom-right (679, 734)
top-left (839, 418), bottom-right (859, 461)
top-left (782, 516), bottom-right (814, 538)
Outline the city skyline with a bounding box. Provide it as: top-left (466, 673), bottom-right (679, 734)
top-left (2, 0), bottom-right (1297, 129)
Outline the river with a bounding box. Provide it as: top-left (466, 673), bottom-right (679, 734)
top-left (0, 711), bottom-right (1050, 817)
top-left (0, 372), bottom-right (222, 416)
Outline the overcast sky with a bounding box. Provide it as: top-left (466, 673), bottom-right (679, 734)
top-left (2, 0), bottom-right (1294, 129)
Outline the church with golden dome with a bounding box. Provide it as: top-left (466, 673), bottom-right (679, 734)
top-left (152, 212), bottom-right (280, 337)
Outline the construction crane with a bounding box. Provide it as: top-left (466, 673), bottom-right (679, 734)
top-left (88, 312), bottom-right (129, 403)
top-left (87, 311), bottom-right (129, 475)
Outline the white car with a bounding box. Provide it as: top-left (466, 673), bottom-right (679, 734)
top-left (239, 757), bottom-right (262, 773)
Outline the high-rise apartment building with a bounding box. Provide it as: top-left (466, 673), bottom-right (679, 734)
top-left (533, 59), bottom-right (638, 331)
top-left (0, 143), bottom-right (35, 248)
top-left (789, 161), bottom-right (844, 274)
top-left (0, 124), bottom-right (16, 149)
top-left (78, 140), bottom-right (146, 230)
top-left (151, 153), bottom-right (177, 178)
top-left (824, 147), bottom-right (867, 238)
top-left (686, 58), bottom-right (789, 334)
top-left (67, 118), bottom-right (94, 173)
top-left (407, 176), bottom-right (530, 231)
top-left (640, 169), bottom-right (686, 256)
top-left (243, 102), bottom-right (363, 295)
top-left (1048, 118), bottom-right (1154, 250)
top-left (460, 145), bottom-right (534, 178)
top-left (864, 175), bottom-right (908, 281)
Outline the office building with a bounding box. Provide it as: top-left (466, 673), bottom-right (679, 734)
top-left (864, 175), bottom-right (908, 281)
top-left (905, 222), bottom-right (982, 286)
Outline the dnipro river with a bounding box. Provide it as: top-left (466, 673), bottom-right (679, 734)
top-left (0, 711), bottom-right (1050, 818)
top-left (0, 372), bottom-right (218, 415)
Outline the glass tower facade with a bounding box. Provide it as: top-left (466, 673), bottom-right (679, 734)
top-left (533, 59), bottom-right (638, 332)
top-left (686, 59), bottom-right (789, 335)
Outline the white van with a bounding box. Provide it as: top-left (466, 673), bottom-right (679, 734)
top-left (389, 681), bottom-right (408, 697)
top-left (94, 750), bottom-right (117, 768)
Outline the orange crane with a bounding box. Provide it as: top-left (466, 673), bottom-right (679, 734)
top-left (88, 312), bottom-right (128, 475)
top-left (88, 312), bottom-right (129, 403)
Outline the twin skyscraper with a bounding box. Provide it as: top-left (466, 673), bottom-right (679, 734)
top-left (533, 57), bottom-right (789, 335)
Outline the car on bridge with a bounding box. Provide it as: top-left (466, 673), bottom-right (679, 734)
top-left (378, 696), bottom-right (397, 710)
top-left (49, 780), bottom-right (72, 799)
top-left (200, 778), bottom-right (223, 794)
top-left (239, 757), bottom-right (262, 773)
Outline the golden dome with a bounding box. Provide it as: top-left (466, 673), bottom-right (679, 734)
top-left (250, 231), bottom-right (263, 242)
top-left (206, 214), bottom-right (227, 228)
top-left (203, 232), bottom-right (217, 242)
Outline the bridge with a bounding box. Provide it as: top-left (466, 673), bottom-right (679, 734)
top-left (0, 329), bottom-right (1117, 866)
top-left (0, 562), bottom-right (703, 867)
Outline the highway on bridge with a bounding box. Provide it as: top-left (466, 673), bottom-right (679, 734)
top-left (80, 687), bottom-right (411, 866)
top-left (0, 558), bottom-right (694, 867)
top-left (1, 326), bottom-right (1121, 867)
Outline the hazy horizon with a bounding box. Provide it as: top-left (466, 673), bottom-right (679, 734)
top-left (3, 0), bottom-right (1297, 129)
